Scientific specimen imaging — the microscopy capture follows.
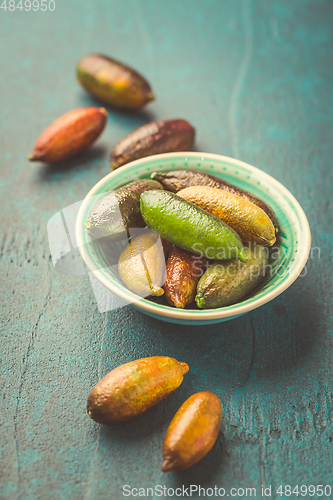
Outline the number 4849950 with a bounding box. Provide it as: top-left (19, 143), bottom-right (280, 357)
top-left (1, 0), bottom-right (55, 11)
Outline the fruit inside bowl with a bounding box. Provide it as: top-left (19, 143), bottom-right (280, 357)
top-left (75, 152), bottom-right (311, 325)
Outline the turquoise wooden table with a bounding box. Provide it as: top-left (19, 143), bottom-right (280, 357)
top-left (1, 1), bottom-right (332, 499)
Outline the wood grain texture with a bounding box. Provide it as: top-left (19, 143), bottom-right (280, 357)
top-left (0, 0), bottom-right (332, 499)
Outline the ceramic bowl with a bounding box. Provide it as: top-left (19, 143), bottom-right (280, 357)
top-left (75, 152), bottom-right (311, 325)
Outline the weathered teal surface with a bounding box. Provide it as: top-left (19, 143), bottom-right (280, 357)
top-left (0, 1), bottom-right (332, 499)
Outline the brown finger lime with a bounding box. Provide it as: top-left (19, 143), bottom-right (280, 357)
top-left (178, 185), bottom-right (276, 246)
top-left (87, 356), bottom-right (189, 425)
top-left (162, 392), bottom-right (222, 472)
top-left (29, 107), bottom-right (107, 163)
top-left (77, 54), bottom-right (155, 109)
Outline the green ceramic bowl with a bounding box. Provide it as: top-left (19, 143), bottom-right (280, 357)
top-left (75, 152), bottom-right (311, 325)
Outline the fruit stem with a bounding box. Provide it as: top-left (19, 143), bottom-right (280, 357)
top-left (238, 249), bottom-right (249, 263)
top-left (150, 172), bottom-right (162, 181)
top-left (195, 295), bottom-right (205, 309)
top-left (161, 458), bottom-right (175, 473)
top-left (99, 107), bottom-right (108, 117)
top-left (179, 361), bottom-right (189, 375)
top-left (150, 284), bottom-right (164, 297)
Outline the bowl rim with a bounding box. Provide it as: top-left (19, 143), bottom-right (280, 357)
top-left (75, 151), bottom-right (311, 321)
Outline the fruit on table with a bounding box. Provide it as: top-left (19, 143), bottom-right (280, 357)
top-left (76, 54), bottom-right (155, 109)
top-left (87, 356), bottom-right (189, 424)
top-left (162, 392), bottom-right (222, 472)
top-left (178, 185), bottom-right (276, 246)
top-left (118, 229), bottom-right (166, 297)
top-left (85, 179), bottom-right (162, 242)
top-left (29, 107), bottom-right (107, 163)
top-left (110, 119), bottom-right (195, 170)
top-left (151, 169), bottom-right (279, 230)
top-left (140, 190), bottom-right (248, 262)
top-left (195, 245), bottom-right (268, 309)
top-left (164, 246), bottom-right (210, 308)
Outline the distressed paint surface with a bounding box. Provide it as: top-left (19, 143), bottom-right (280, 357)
top-left (0, 1), bottom-right (332, 499)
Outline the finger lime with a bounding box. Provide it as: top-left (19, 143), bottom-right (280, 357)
top-left (140, 190), bottom-right (248, 262)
